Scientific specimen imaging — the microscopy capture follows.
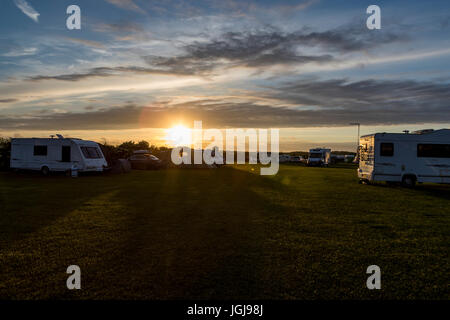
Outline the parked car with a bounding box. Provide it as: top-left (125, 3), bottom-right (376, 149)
top-left (128, 151), bottom-right (163, 170)
top-left (279, 154), bottom-right (291, 163)
top-left (290, 156), bottom-right (303, 163)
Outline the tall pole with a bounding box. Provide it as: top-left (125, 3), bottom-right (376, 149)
top-left (349, 122), bottom-right (360, 153)
top-left (357, 123), bottom-right (360, 148)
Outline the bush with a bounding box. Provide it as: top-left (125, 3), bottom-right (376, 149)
top-left (0, 138), bottom-right (11, 171)
top-left (99, 140), bottom-right (167, 167)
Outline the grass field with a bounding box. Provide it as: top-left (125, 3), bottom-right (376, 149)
top-left (0, 165), bottom-right (449, 299)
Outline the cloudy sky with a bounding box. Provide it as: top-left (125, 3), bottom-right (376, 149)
top-left (0, 0), bottom-right (449, 151)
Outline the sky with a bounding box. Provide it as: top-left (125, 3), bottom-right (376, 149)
top-left (0, 0), bottom-right (449, 151)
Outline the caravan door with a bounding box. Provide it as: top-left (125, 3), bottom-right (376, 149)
top-left (62, 146), bottom-right (71, 162)
top-left (374, 141), bottom-right (400, 181)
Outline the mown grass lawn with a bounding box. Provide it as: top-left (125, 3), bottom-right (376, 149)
top-left (0, 165), bottom-right (448, 299)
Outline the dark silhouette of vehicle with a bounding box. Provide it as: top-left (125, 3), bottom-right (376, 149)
top-left (128, 150), bottom-right (163, 170)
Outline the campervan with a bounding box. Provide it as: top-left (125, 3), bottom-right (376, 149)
top-left (10, 135), bottom-right (108, 175)
top-left (358, 129), bottom-right (450, 186)
top-left (307, 148), bottom-right (331, 166)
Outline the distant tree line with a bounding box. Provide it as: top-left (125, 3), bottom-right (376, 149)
top-left (0, 138), bottom-right (11, 171)
top-left (0, 137), bottom-right (356, 170)
top-left (100, 140), bottom-right (170, 165)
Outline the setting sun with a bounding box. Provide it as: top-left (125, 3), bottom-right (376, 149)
top-left (165, 125), bottom-right (192, 147)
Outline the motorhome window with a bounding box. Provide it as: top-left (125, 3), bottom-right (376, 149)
top-left (380, 143), bottom-right (394, 156)
top-left (417, 144), bottom-right (450, 158)
top-left (81, 146), bottom-right (102, 159)
top-left (309, 153), bottom-right (322, 158)
top-left (33, 145), bottom-right (47, 156)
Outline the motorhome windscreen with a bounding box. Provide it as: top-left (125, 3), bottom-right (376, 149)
top-left (80, 146), bottom-right (102, 159)
top-left (309, 153), bottom-right (323, 158)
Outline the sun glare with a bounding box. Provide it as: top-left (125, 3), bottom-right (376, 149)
top-left (165, 125), bottom-right (192, 147)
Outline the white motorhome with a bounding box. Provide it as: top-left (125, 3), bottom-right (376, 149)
top-left (10, 135), bottom-right (108, 175)
top-left (358, 129), bottom-right (450, 186)
top-left (307, 148), bottom-right (331, 166)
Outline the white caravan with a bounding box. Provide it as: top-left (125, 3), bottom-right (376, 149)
top-left (10, 136), bottom-right (108, 175)
top-left (358, 129), bottom-right (450, 186)
top-left (307, 148), bottom-right (331, 166)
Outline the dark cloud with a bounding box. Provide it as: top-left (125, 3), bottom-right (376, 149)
top-left (0, 99), bottom-right (18, 103)
top-left (28, 68), bottom-right (111, 82)
top-left (1, 78), bottom-right (449, 130)
top-left (27, 66), bottom-right (188, 82)
top-left (266, 79), bottom-right (450, 111)
top-left (26, 25), bottom-right (407, 81)
top-left (144, 27), bottom-right (405, 71)
top-left (142, 55), bottom-right (221, 75)
top-left (143, 33), bottom-right (335, 72)
top-left (290, 26), bottom-right (406, 52)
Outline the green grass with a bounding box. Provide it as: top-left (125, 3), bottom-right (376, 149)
top-left (0, 165), bottom-right (448, 299)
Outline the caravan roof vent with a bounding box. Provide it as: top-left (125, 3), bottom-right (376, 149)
top-left (412, 129), bottom-right (434, 135)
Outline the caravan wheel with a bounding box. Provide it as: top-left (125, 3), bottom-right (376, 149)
top-left (359, 179), bottom-right (370, 185)
top-left (402, 175), bottom-right (416, 188)
top-left (41, 166), bottom-right (50, 176)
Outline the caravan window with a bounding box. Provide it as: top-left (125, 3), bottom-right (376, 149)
top-left (80, 146), bottom-right (103, 159)
top-left (33, 145), bottom-right (47, 156)
top-left (417, 144), bottom-right (450, 158)
top-left (380, 143), bottom-right (394, 157)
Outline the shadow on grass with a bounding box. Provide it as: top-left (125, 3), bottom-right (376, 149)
top-left (78, 167), bottom-right (294, 299)
top-left (0, 166), bottom-right (448, 299)
top-left (0, 172), bottom-right (120, 246)
top-left (367, 180), bottom-right (450, 200)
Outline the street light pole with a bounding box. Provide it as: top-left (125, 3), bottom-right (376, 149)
top-left (349, 122), bottom-right (360, 151)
